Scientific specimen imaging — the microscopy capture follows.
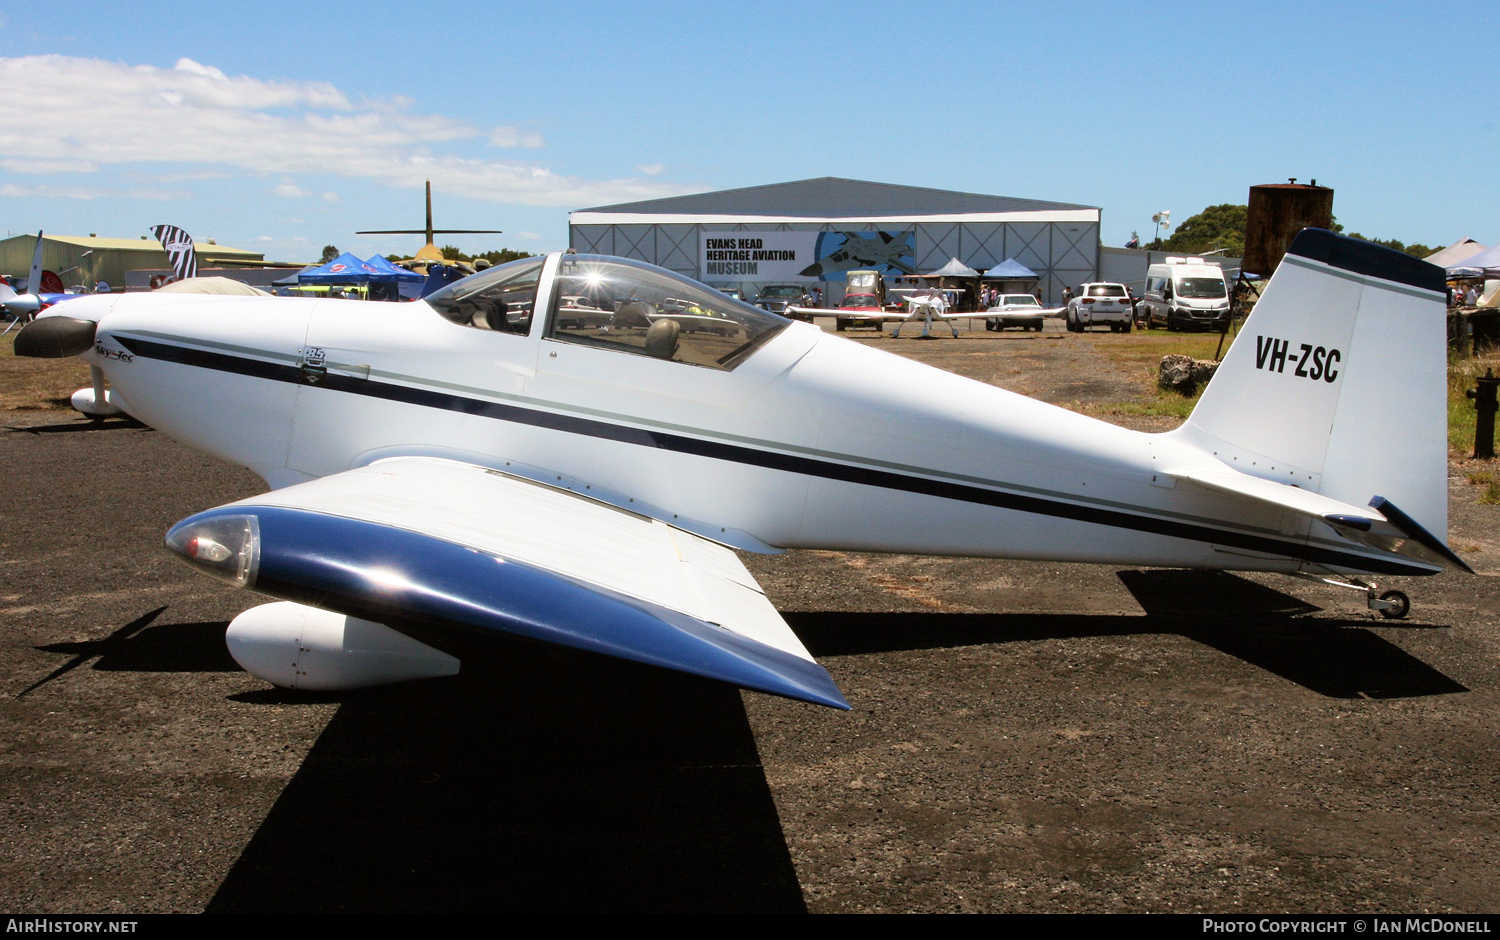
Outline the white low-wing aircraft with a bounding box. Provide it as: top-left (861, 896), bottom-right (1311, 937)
top-left (13, 230), bottom-right (1468, 708)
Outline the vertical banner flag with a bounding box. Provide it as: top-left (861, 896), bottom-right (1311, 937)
top-left (151, 225), bottom-right (197, 282)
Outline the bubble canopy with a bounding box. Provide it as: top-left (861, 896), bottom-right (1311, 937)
top-left (547, 254), bottom-right (790, 371)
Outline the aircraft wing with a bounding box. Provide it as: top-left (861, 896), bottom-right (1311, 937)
top-left (1166, 467), bottom-right (1471, 573)
top-left (167, 456), bottom-right (848, 708)
top-left (783, 305), bottom-right (829, 319)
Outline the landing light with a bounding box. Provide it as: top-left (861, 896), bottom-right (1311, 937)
top-left (166, 514), bottom-right (260, 587)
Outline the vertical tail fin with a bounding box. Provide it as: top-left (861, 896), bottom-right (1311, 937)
top-left (1172, 229), bottom-right (1450, 541)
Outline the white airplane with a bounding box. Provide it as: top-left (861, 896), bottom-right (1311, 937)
top-left (886, 288), bottom-right (995, 338)
top-left (1, 231), bottom-right (54, 326)
top-left (13, 230), bottom-right (1468, 708)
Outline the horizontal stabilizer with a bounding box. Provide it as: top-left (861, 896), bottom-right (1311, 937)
top-left (1171, 469), bottom-right (1384, 526)
top-left (1333, 497), bottom-right (1474, 574)
top-left (1169, 468), bottom-right (1468, 573)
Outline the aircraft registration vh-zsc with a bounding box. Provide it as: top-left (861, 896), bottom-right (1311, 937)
top-left (13, 229), bottom-right (1470, 709)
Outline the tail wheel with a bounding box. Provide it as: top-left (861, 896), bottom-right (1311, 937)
top-left (1377, 590), bottom-right (1410, 620)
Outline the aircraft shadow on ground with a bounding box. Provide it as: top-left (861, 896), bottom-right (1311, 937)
top-left (18, 609), bottom-right (242, 697)
top-left (786, 570), bottom-right (1466, 700)
top-left (207, 643), bottom-right (806, 914)
top-left (20, 614), bottom-right (239, 698)
top-left (3, 416), bottom-right (147, 434)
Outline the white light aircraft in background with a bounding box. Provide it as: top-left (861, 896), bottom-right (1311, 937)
top-left (13, 230), bottom-right (1468, 708)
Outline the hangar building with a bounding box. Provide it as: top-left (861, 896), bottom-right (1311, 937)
top-left (569, 177), bottom-right (1101, 305)
top-left (0, 234), bottom-right (265, 292)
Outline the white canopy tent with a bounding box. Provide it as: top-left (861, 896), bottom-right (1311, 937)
top-left (1424, 239), bottom-right (1486, 269)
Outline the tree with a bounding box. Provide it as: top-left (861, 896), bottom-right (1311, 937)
top-left (438, 246), bottom-right (536, 265)
top-left (1160, 204), bottom-right (1247, 257)
top-left (320, 245), bottom-right (340, 263)
top-left (1342, 232), bottom-right (1435, 259)
top-left (474, 248), bottom-right (535, 265)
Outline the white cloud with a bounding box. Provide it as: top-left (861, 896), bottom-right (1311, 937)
top-left (322, 191), bottom-right (339, 203)
top-left (272, 182), bottom-right (311, 197)
top-left (0, 55), bottom-right (684, 207)
top-left (1, 158), bottom-right (97, 173)
top-left (515, 231), bottom-right (541, 240)
top-left (0, 182), bottom-right (185, 200)
top-left (636, 164), bottom-right (665, 176)
top-left (256, 235), bottom-right (274, 241)
top-left (490, 125), bottom-right (544, 148)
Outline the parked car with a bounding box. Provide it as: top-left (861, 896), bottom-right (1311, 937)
top-left (985, 294), bottom-right (1050, 332)
top-left (756, 284), bottom-right (812, 319)
top-left (835, 269), bottom-right (888, 331)
top-left (1066, 283), bottom-right (1133, 333)
top-left (1140, 257), bottom-right (1230, 331)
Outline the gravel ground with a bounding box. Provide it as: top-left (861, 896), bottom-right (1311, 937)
top-left (1, 320), bottom-right (1496, 913)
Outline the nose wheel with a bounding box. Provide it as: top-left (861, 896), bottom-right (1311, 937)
top-left (1291, 573), bottom-right (1411, 620)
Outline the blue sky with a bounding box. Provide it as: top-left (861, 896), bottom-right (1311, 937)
top-left (1, 0), bottom-right (1494, 263)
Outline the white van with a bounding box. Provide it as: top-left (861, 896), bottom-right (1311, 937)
top-left (1141, 257), bottom-right (1231, 331)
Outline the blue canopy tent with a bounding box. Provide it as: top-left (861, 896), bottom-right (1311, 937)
top-left (298, 252), bottom-right (375, 285)
top-left (979, 258), bottom-right (1040, 279)
top-left (361, 254), bottom-right (425, 283)
top-left (297, 252), bottom-right (423, 300)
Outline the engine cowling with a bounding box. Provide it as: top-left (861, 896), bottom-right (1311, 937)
top-left (226, 601), bottom-right (460, 691)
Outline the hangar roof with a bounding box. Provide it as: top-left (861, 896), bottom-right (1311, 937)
top-left (574, 177), bottom-right (1099, 224)
top-left (0, 233), bottom-right (263, 258)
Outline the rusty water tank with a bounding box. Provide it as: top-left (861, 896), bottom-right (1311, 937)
top-left (1243, 181), bottom-right (1334, 276)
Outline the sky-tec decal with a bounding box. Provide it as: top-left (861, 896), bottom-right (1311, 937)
top-left (94, 343), bottom-right (133, 363)
top-left (1255, 335), bottom-right (1341, 383)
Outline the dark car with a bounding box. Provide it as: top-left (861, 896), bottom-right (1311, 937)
top-left (756, 284), bottom-right (812, 320)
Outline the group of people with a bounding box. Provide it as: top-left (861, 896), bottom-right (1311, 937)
top-left (1451, 282), bottom-right (1483, 307)
top-left (978, 284), bottom-right (1043, 309)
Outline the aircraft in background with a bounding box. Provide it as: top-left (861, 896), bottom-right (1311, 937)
top-left (357, 179), bottom-right (504, 273)
top-left (13, 230), bottom-right (1468, 707)
top-left (0, 231), bottom-right (74, 327)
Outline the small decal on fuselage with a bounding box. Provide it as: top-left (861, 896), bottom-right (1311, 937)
top-left (94, 343), bottom-right (133, 363)
top-left (1254, 335), bottom-right (1341, 383)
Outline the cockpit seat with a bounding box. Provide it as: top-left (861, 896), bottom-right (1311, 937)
top-left (643, 318), bottom-right (679, 360)
top-left (612, 301), bottom-right (653, 330)
top-left (467, 300), bottom-right (509, 331)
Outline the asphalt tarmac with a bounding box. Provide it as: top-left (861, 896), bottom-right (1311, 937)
top-left (2, 324), bottom-right (1498, 913)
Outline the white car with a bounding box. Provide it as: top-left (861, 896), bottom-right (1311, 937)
top-left (1067, 283), bottom-right (1133, 333)
top-left (985, 294), bottom-right (1055, 332)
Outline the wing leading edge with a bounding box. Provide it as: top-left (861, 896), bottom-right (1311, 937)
top-left (167, 457), bottom-right (848, 708)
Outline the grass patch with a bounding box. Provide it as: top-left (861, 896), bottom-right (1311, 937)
top-left (1080, 324), bottom-right (1233, 423)
top-left (1083, 326), bottom-right (1239, 376)
top-left (1449, 355), bottom-right (1500, 455)
top-left (1480, 483), bottom-right (1500, 506)
top-left (0, 330), bottom-right (92, 412)
top-left (1098, 394), bottom-right (1200, 420)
